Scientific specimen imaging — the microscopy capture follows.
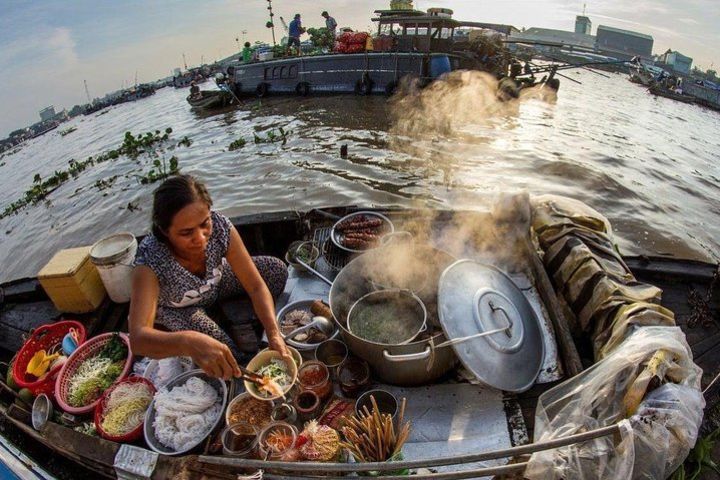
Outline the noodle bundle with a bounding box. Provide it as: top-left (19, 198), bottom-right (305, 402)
top-left (100, 382), bottom-right (153, 436)
top-left (153, 376), bottom-right (222, 451)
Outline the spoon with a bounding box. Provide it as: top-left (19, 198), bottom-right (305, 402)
top-left (283, 316), bottom-right (335, 341)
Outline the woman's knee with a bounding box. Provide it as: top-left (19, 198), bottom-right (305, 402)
top-left (253, 256), bottom-right (288, 298)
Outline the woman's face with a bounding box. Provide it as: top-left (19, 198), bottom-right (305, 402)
top-left (166, 201), bottom-right (212, 257)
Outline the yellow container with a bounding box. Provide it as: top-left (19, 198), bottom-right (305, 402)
top-left (38, 246), bottom-right (107, 313)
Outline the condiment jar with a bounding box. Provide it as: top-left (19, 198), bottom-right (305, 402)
top-left (294, 390), bottom-right (321, 423)
top-left (338, 357), bottom-right (370, 398)
top-left (297, 360), bottom-right (332, 401)
top-left (221, 422), bottom-right (259, 458)
top-left (271, 403), bottom-right (298, 426)
top-left (258, 421), bottom-right (299, 461)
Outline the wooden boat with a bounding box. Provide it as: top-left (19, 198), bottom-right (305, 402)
top-left (649, 84), bottom-right (697, 103)
top-left (0, 206), bottom-right (717, 479)
top-left (186, 90), bottom-right (234, 110)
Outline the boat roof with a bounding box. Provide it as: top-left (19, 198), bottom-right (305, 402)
top-left (372, 13), bottom-right (460, 28)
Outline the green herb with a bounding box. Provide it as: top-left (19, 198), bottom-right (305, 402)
top-left (100, 333), bottom-right (128, 362)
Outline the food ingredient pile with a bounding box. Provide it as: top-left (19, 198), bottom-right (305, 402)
top-left (100, 382), bottom-right (153, 436)
top-left (153, 376), bottom-right (222, 451)
top-left (67, 334), bottom-right (127, 407)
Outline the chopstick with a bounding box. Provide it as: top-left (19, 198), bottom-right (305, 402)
top-left (238, 365), bottom-right (265, 384)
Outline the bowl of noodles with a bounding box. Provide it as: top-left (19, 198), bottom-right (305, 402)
top-left (144, 369), bottom-right (228, 455)
top-left (94, 376), bottom-right (155, 442)
top-left (244, 350), bottom-right (297, 401)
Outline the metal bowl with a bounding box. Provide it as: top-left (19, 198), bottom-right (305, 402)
top-left (143, 369), bottom-right (228, 456)
top-left (276, 300), bottom-right (340, 351)
top-left (32, 394), bottom-right (53, 431)
top-left (347, 289), bottom-right (427, 346)
top-left (330, 211), bottom-right (394, 253)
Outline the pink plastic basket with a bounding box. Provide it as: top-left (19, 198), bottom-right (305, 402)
top-left (54, 332), bottom-right (133, 415)
top-left (94, 376), bottom-right (155, 443)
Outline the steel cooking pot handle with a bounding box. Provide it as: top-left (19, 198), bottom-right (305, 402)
top-left (382, 347), bottom-right (431, 362)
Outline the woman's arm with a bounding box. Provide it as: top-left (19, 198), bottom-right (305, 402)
top-left (226, 225), bottom-right (291, 361)
top-left (128, 266), bottom-right (240, 379)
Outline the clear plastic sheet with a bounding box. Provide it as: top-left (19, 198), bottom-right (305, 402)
top-left (525, 327), bottom-right (704, 480)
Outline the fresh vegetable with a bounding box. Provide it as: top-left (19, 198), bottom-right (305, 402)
top-left (100, 382), bottom-right (153, 436)
top-left (67, 357), bottom-right (124, 407)
top-left (6, 363), bottom-right (18, 390)
top-left (99, 333), bottom-right (128, 362)
top-left (254, 359), bottom-right (291, 398)
top-left (18, 388), bottom-right (34, 405)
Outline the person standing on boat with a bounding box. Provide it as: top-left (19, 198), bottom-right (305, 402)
top-left (128, 175), bottom-right (291, 380)
top-left (189, 81), bottom-right (201, 99)
top-left (287, 13), bottom-right (305, 55)
top-left (321, 11), bottom-right (337, 37)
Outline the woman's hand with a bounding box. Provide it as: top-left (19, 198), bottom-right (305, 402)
top-left (185, 331), bottom-right (241, 380)
top-left (267, 332), bottom-right (293, 365)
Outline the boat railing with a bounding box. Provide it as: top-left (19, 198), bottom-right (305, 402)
top-left (198, 423), bottom-right (621, 479)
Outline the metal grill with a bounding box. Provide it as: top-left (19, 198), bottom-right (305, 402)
top-left (312, 226), bottom-right (351, 277)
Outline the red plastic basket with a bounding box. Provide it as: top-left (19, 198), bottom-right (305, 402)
top-left (54, 332), bottom-right (133, 415)
top-left (94, 376), bottom-right (155, 443)
top-left (13, 320), bottom-right (87, 397)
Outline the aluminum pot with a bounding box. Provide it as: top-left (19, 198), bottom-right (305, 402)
top-left (329, 241), bottom-right (458, 386)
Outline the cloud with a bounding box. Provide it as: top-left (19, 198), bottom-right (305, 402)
top-left (0, 26), bottom-right (78, 70)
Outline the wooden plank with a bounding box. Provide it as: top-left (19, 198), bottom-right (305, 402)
top-left (1, 279), bottom-right (46, 303)
top-left (626, 256), bottom-right (718, 283)
top-left (526, 238), bottom-right (583, 377)
top-left (0, 301), bottom-right (59, 330)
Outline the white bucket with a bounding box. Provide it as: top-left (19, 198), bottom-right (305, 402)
top-left (90, 232), bottom-right (138, 303)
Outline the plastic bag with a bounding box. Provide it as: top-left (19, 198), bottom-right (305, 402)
top-left (525, 326), bottom-right (703, 480)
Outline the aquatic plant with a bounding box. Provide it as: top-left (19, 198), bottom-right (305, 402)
top-left (0, 128), bottom-right (190, 219)
top-left (228, 138), bottom-right (247, 151)
top-left (94, 176), bottom-right (118, 192)
top-left (136, 156), bottom-right (179, 185)
top-left (253, 127), bottom-right (291, 145)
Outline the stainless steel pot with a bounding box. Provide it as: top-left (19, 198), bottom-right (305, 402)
top-left (329, 241), bottom-right (458, 386)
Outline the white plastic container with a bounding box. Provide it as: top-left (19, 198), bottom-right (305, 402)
top-left (258, 51), bottom-right (274, 62)
top-left (89, 232), bottom-right (138, 303)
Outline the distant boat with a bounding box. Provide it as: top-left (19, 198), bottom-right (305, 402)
top-left (648, 84), bottom-right (696, 104)
top-left (186, 90), bottom-right (234, 109)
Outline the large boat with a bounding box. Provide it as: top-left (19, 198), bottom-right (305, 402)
top-left (0, 200), bottom-right (716, 479)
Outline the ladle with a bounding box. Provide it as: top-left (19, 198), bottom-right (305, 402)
top-left (283, 316), bottom-right (335, 341)
top-left (294, 257), bottom-right (333, 286)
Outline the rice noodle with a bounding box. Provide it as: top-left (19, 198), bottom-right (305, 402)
top-left (101, 382), bottom-right (153, 436)
top-left (152, 376), bottom-right (222, 451)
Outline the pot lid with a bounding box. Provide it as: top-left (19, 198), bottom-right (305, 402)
top-left (437, 259), bottom-right (544, 392)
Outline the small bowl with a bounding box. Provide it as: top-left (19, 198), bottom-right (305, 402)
top-left (259, 346), bottom-right (303, 369)
top-left (285, 241), bottom-right (320, 272)
top-left (314, 340), bottom-right (348, 375)
top-left (338, 357), bottom-right (371, 398)
top-left (244, 350), bottom-right (298, 401)
top-left (221, 421), bottom-right (259, 457)
top-left (32, 394), bottom-right (53, 430)
top-left (225, 392), bottom-right (273, 427)
top-left (257, 421), bottom-right (298, 460)
top-left (355, 389), bottom-right (398, 420)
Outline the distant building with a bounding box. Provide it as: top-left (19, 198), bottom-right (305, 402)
top-left (510, 27), bottom-right (596, 51)
top-left (656, 49), bottom-right (693, 74)
top-left (575, 15), bottom-right (591, 35)
top-left (595, 25), bottom-right (653, 60)
top-left (39, 106), bottom-right (56, 123)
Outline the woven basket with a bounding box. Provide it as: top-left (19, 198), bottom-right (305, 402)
top-left (13, 321), bottom-right (87, 397)
top-left (94, 376), bottom-right (155, 443)
top-left (54, 332), bottom-right (133, 415)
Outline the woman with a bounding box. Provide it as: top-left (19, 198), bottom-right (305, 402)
top-left (128, 175), bottom-right (291, 380)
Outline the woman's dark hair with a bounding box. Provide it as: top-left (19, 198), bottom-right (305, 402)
top-left (152, 174), bottom-right (213, 243)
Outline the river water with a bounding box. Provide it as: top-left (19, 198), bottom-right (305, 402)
top-left (1, 70), bottom-right (719, 283)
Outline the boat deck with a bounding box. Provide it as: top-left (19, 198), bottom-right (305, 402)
top-left (0, 207), bottom-right (718, 479)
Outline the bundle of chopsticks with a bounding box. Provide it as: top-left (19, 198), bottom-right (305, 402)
top-left (340, 396), bottom-right (411, 463)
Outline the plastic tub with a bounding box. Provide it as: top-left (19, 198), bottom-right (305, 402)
top-left (94, 376), bottom-right (155, 442)
top-left (90, 232), bottom-right (137, 303)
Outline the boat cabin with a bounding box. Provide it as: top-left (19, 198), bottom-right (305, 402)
top-left (372, 9), bottom-right (459, 53)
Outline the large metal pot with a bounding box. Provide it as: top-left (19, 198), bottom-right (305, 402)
top-left (329, 241), bottom-right (458, 386)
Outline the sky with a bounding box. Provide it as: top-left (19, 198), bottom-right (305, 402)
top-left (1, 0), bottom-right (718, 137)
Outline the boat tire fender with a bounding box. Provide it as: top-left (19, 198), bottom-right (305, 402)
top-left (296, 82), bottom-right (310, 96)
top-left (256, 83), bottom-right (269, 98)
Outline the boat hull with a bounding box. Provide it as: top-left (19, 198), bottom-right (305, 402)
top-left (229, 52), bottom-right (451, 96)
